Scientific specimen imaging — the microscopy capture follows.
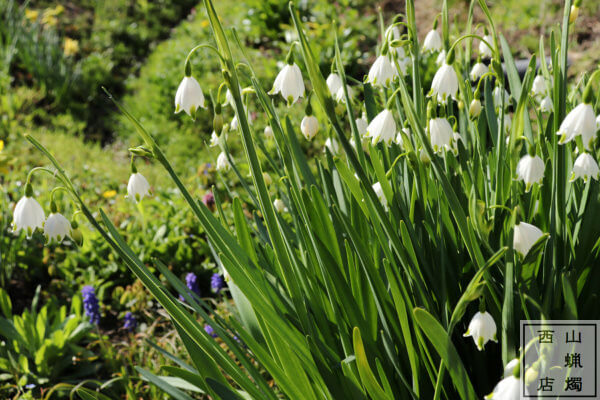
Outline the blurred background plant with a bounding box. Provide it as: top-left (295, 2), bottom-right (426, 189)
top-left (2, 0), bottom-right (600, 398)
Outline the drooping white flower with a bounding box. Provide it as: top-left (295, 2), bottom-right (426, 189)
top-left (513, 221), bottom-right (544, 257)
top-left (209, 131), bottom-right (219, 147)
top-left (44, 213), bottom-right (71, 243)
top-left (485, 375), bottom-right (520, 400)
top-left (301, 115), bottom-right (319, 140)
top-left (325, 137), bottom-right (340, 155)
top-left (504, 359), bottom-right (520, 378)
top-left (12, 194), bottom-right (45, 238)
top-left (264, 125), bottom-right (274, 139)
top-left (463, 311), bottom-right (497, 350)
top-left (366, 109), bottom-right (396, 145)
top-left (493, 86), bottom-right (510, 109)
top-left (516, 154), bottom-right (545, 191)
top-left (557, 103), bottom-right (596, 149)
top-left (392, 57), bottom-right (410, 77)
top-left (422, 29), bottom-right (442, 53)
top-left (367, 55), bottom-right (395, 87)
top-left (428, 117), bottom-right (453, 153)
top-left (355, 117), bottom-right (368, 137)
top-left (394, 132), bottom-right (404, 147)
top-left (540, 96), bottom-right (553, 113)
top-left (174, 76), bottom-right (206, 119)
top-left (430, 63), bottom-right (458, 104)
top-left (571, 153), bottom-right (600, 182)
top-left (469, 99), bottom-right (482, 118)
top-left (326, 73), bottom-right (343, 96)
top-left (216, 152), bottom-right (230, 172)
top-left (273, 199), bottom-right (286, 213)
top-left (479, 34), bottom-right (494, 58)
top-left (230, 115), bottom-right (239, 131)
top-left (372, 182), bottom-right (388, 210)
top-left (531, 75), bottom-right (548, 98)
top-left (271, 63), bottom-right (305, 106)
top-left (127, 172), bottom-right (151, 202)
top-left (435, 50), bottom-right (446, 66)
top-left (335, 84), bottom-right (354, 103)
top-left (470, 62), bottom-right (488, 81)
top-left (596, 115), bottom-right (600, 131)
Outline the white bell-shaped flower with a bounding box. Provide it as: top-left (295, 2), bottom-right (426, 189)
top-left (174, 76), bottom-right (206, 119)
top-left (469, 99), bottom-right (482, 118)
top-left (479, 34), bottom-right (493, 58)
top-left (470, 62), bottom-right (488, 81)
top-left (326, 73), bottom-right (343, 96)
top-left (325, 137), bottom-right (340, 155)
top-left (335, 85), bottom-right (354, 103)
top-left (571, 153), bottom-right (600, 182)
top-left (596, 115), bottom-right (600, 131)
top-left (422, 29), bottom-right (442, 53)
top-left (485, 375), bottom-right (520, 400)
top-left (430, 63), bottom-right (458, 104)
top-left (271, 63), bottom-right (305, 106)
top-left (301, 115), bottom-right (319, 140)
top-left (540, 96), bottom-right (553, 113)
top-left (366, 109), bottom-right (397, 145)
top-left (394, 132), bottom-right (404, 147)
top-left (392, 57), bottom-right (410, 77)
top-left (435, 50), bottom-right (446, 66)
top-left (513, 221), bottom-right (544, 257)
top-left (127, 172), bottom-right (151, 203)
top-left (12, 193), bottom-right (45, 238)
top-left (367, 55), bottom-right (395, 88)
top-left (428, 117), bottom-right (453, 153)
top-left (209, 131), bottom-right (219, 147)
top-left (463, 311), bottom-right (497, 350)
top-left (216, 152), bottom-right (230, 172)
top-left (264, 125), bottom-right (274, 139)
top-left (531, 75), bottom-right (548, 98)
top-left (355, 117), bottom-right (368, 137)
top-left (557, 103), bottom-right (596, 149)
top-left (273, 199), bottom-right (286, 213)
top-left (516, 154), bottom-right (545, 191)
top-left (44, 212), bottom-right (71, 243)
top-left (493, 86), bottom-right (510, 109)
top-left (372, 182), bottom-right (388, 210)
top-left (504, 359), bottom-right (520, 378)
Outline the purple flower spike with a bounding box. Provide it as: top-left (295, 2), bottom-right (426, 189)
top-left (179, 272), bottom-right (201, 302)
top-left (204, 324), bottom-right (217, 338)
top-left (123, 312), bottom-right (137, 331)
top-left (211, 273), bottom-right (226, 293)
top-left (81, 285), bottom-right (100, 324)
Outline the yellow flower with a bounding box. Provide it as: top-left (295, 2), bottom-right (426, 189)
top-left (41, 5), bottom-right (63, 26)
top-left (201, 20), bottom-right (210, 28)
top-left (25, 9), bottom-right (39, 22)
top-left (63, 38), bottom-right (79, 56)
top-left (102, 190), bottom-right (117, 198)
top-left (0, 140), bottom-right (4, 152)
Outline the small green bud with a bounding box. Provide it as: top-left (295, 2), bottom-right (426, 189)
top-left (128, 146), bottom-right (154, 158)
top-left (213, 113), bottom-right (224, 134)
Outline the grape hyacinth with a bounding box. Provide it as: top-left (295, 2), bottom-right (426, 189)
top-left (211, 273), bottom-right (226, 293)
top-left (204, 324), bottom-right (218, 338)
top-left (123, 312), bottom-right (137, 332)
top-left (179, 272), bottom-right (201, 301)
top-left (81, 285), bottom-right (100, 324)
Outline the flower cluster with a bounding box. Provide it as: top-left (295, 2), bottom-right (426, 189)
top-left (81, 285), bottom-right (100, 325)
top-left (123, 312), bottom-right (137, 332)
